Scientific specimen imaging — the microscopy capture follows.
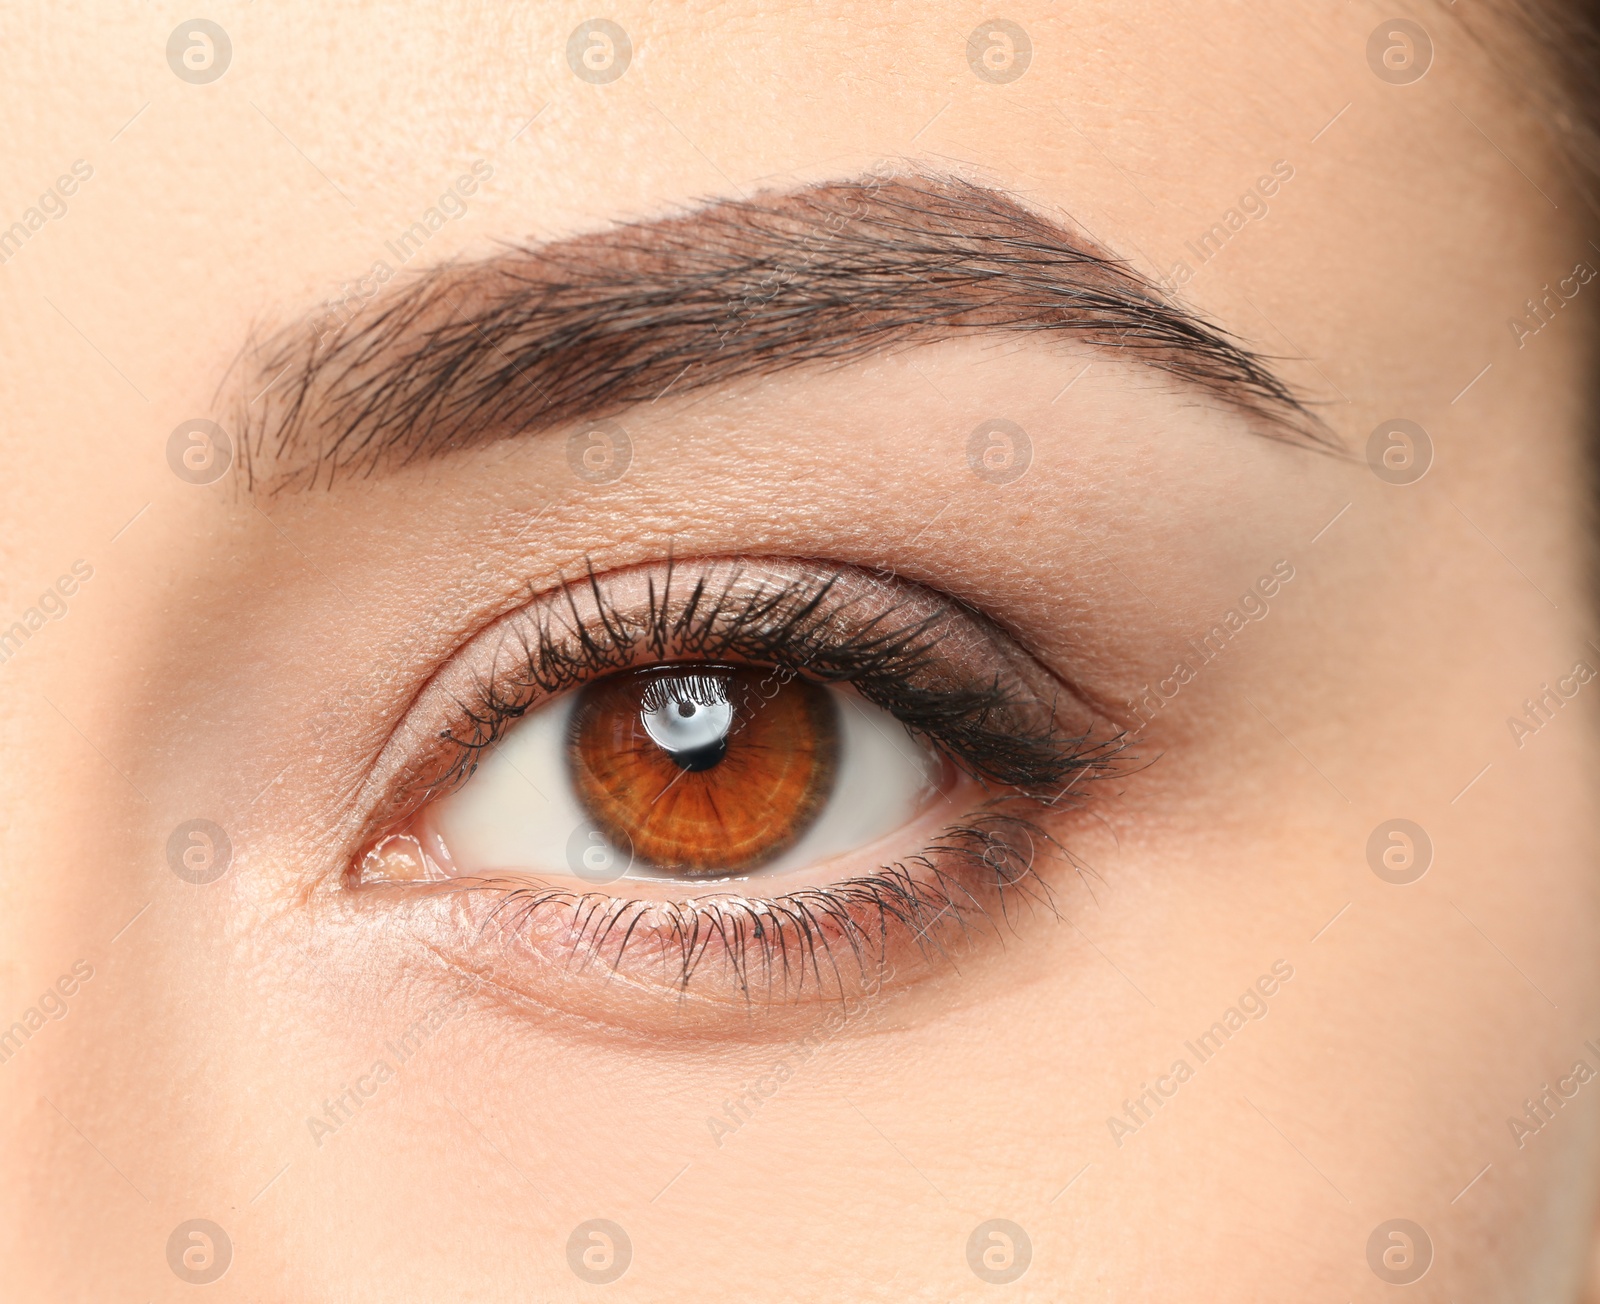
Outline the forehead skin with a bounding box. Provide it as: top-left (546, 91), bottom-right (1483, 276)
top-left (1, 2), bottom-right (1597, 1301)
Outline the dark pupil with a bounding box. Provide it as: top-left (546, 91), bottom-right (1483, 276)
top-left (670, 737), bottom-right (726, 771)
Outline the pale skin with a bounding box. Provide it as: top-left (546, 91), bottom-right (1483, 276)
top-left (1, 3), bottom-right (1597, 1300)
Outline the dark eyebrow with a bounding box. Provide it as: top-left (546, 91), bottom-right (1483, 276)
top-left (233, 170), bottom-right (1325, 490)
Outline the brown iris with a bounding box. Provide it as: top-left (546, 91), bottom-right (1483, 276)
top-left (568, 664), bottom-right (839, 876)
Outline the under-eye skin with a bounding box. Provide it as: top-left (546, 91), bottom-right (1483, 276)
top-left (340, 557), bottom-right (1125, 1023)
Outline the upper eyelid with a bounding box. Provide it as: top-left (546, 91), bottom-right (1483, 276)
top-left (353, 557), bottom-right (1123, 851)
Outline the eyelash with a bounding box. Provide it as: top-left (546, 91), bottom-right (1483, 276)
top-left (427, 558), bottom-right (1114, 803)
top-left (358, 558), bottom-right (1126, 1002)
top-left (475, 811), bottom-right (1058, 1001)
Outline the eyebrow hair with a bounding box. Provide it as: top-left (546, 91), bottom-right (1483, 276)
top-left (233, 170), bottom-right (1324, 490)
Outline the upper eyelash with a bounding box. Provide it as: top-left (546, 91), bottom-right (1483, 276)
top-left (429, 556), bottom-right (1127, 807)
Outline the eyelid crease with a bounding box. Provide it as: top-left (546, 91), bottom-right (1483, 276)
top-left (362, 556), bottom-right (1127, 846)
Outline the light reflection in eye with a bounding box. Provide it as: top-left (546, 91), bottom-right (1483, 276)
top-left (386, 664), bottom-right (950, 885)
top-left (638, 673), bottom-right (736, 768)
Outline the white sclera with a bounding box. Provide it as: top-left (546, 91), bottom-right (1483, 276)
top-left (428, 684), bottom-right (944, 881)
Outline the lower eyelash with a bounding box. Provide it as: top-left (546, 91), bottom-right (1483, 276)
top-left (454, 806), bottom-right (1063, 1004)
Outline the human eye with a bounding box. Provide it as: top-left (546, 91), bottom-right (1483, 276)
top-left (421, 664), bottom-right (946, 883)
top-left (340, 556), bottom-right (1121, 1029)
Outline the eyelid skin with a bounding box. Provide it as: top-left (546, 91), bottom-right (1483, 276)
top-left (328, 556), bottom-right (1129, 1035)
top-left (349, 556), bottom-right (1120, 860)
top-left (341, 807), bottom-right (1053, 1038)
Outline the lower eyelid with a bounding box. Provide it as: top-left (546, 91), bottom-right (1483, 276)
top-left (342, 801), bottom-right (1057, 1032)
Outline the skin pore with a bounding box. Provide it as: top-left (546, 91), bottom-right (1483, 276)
top-left (1, 3), bottom-right (1597, 1300)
